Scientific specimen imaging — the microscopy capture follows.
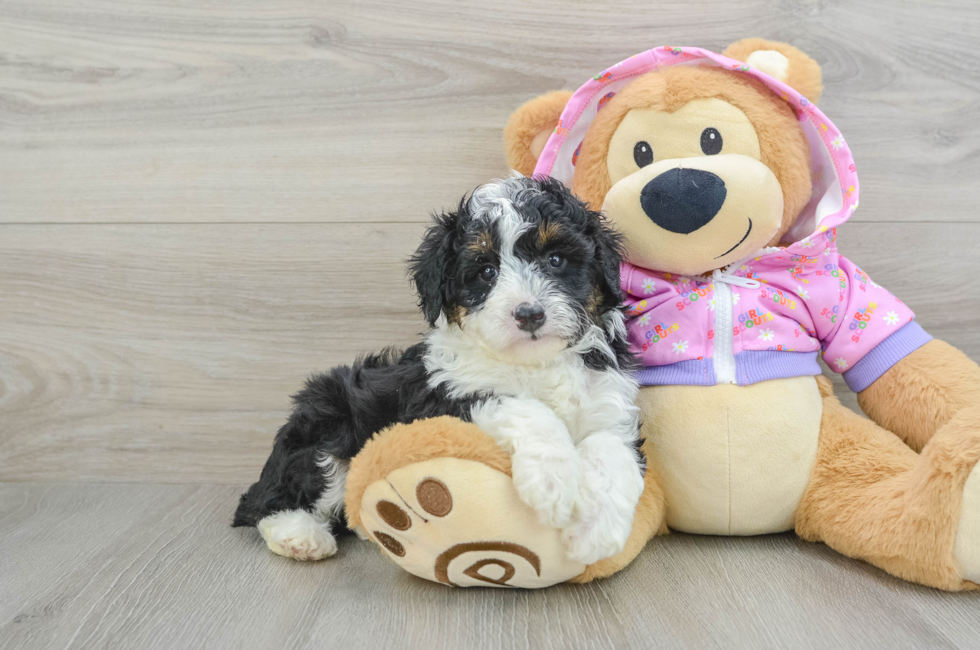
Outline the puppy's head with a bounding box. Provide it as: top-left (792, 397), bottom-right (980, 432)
top-left (410, 175), bottom-right (625, 365)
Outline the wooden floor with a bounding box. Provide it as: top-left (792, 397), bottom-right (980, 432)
top-left (2, 0), bottom-right (979, 647)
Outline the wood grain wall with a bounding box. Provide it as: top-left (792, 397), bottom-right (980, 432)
top-left (2, 0), bottom-right (979, 484)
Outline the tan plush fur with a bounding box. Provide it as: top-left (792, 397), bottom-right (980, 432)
top-left (797, 396), bottom-right (980, 591)
top-left (722, 38), bottom-right (824, 103)
top-left (504, 90), bottom-right (573, 176)
top-left (815, 373), bottom-right (835, 398)
top-left (857, 339), bottom-right (980, 452)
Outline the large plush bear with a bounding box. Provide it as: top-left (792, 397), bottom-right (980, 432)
top-left (345, 38), bottom-right (980, 590)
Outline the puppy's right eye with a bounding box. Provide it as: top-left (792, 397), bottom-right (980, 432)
top-left (633, 141), bottom-right (653, 168)
top-left (479, 265), bottom-right (498, 282)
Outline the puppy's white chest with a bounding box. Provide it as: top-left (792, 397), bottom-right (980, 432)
top-left (523, 367), bottom-right (600, 441)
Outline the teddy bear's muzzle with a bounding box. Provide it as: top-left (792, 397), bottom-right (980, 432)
top-left (600, 154), bottom-right (784, 275)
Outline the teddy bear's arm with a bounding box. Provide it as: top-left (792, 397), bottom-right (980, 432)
top-left (856, 339), bottom-right (980, 452)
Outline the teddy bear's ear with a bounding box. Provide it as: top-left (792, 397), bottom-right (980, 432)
top-left (503, 91), bottom-right (573, 176)
top-left (722, 38), bottom-right (823, 104)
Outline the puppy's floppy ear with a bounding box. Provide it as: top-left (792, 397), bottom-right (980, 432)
top-left (504, 91), bottom-right (573, 176)
top-left (589, 210), bottom-right (626, 312)
top-left (409, 208), bottom-right (461, 326)
top-left (723, 38), bottom-right (823, 104)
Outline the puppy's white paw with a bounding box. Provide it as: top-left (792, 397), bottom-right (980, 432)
top-left (258, 510), bottom-right (338, 561)
top-left (561, 436), bottom-right (645, 564)
top-left (511, 442), bottom-right (581, 528)
top-left (560, 499), bottom-right (634, 565)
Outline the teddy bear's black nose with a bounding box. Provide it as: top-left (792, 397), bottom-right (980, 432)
top-left (640, 168), bottom-right (727, 234)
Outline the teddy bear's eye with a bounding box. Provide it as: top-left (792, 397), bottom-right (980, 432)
top-left (633, 141), bottom-right (654, 168)
top-left (700, 128), bottom-right (723, 155)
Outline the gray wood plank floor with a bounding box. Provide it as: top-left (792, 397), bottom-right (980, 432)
top-left (2, 483), bottom-right (980, 650)
top-left (2, 0), bottom-right (979, 647)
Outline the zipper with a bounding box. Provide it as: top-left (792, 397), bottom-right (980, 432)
top-left (711, 269), bottom-right (761, 385)
top-left (713, 281), bottom-right (737, 384)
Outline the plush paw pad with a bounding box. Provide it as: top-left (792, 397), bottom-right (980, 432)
top-left (258, 510), bottom-right (338, 561)
top-left (358, 457), bottom-right (586, 588)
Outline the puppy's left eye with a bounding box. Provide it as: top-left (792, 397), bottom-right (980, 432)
top-left (548, 253), bottom-right (565, 268)
top-left (480, 265), bottom-right (499, 281)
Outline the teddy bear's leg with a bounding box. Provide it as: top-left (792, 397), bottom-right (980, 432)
top-left (344, 416), bottom-right (666, 587)
top-left (796, 378), bottom-right (980, 590)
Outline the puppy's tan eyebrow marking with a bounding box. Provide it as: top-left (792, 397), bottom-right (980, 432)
top-left (537, 221), bottom-right (562, 247)
top-left (467, 231), bottom-right (495, 255)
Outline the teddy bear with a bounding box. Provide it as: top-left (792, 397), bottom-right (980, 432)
top-left (344, 38), bottom-right (980, 590)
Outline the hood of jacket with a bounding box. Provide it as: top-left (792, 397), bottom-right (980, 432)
top-left (532, 45), bottom-right (860, 255)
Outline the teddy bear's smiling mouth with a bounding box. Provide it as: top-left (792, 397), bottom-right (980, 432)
top-left (715, 218), bottom-right (753, 259)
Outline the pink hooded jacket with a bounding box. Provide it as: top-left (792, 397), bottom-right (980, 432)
top-left (534, 46), bottom-right (931, 391)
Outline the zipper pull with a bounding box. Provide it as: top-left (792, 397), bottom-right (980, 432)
top-left (711, 268), bottom-right (761, 289)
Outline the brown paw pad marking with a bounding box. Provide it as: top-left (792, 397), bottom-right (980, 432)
top-left (416, 477), bottom-right (452, 517)
top-left (463, 559), bottom-right (516, 586)
top-left (434, 542), bottom-right (541, 588)
top-left (376, 500), bottom-right (411, 530)
top-left (373, 531), bottom-right (405, 557)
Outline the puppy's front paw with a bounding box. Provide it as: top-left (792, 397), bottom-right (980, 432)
top-left (560, 498), bottom-right (634, 565)
top-left (258, 510), bottom-right (338, 561)
top-left (561, 440), bottom-right (645, 564)
top-left (511, 443), bottom-right (581, 528)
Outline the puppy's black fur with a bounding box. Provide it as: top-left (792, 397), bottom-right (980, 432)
top-left (233, 177), bottom-right (632, 530)
top-left (232, 345), bottom-right (481, 527)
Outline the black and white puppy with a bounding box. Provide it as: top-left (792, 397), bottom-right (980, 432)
top-left (233, 175), bottom-right (644, 564)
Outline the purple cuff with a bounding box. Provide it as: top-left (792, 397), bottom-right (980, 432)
top-left (634, 358), bottom-right (716, 386)
top-left (633, 351), bottom-right (820, 387)
top-left (735, 351), bottom-right (822, 386)
top-left (842, 321), bottom-right (932, 393)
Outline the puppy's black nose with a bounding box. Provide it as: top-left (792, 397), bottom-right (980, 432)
top-left (640, 168), bottom-right (727, 234)
top-left (514, 303), bottom-right (546, 333)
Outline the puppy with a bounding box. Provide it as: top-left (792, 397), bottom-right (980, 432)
top-left (233, 175), bottom-right (645, 564)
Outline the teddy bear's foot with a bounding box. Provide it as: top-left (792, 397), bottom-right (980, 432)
top-left (956, 463), bottom-right (980, 583)
top-left (257, 509), bottom-right (338, 561)
top-left (356, 456), bottom-right (586, 588)
top-left (345, 416), bottom-right (667, 587)
top-left (953, 407), bottom-right (980, 584)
